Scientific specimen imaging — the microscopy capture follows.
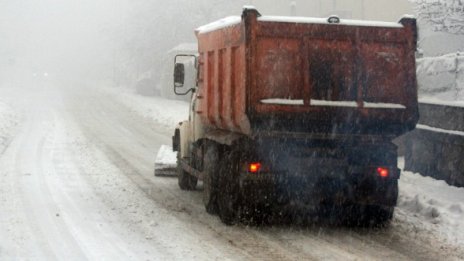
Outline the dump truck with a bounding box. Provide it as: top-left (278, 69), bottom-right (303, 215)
top-left (171, 7), bottom-right (418, 225)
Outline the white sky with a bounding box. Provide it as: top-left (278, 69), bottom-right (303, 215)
top-left (0, 0), bottom-right (129, 82)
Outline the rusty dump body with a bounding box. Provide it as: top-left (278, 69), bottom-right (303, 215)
top-left (195, 9), bottom-right (419, 138)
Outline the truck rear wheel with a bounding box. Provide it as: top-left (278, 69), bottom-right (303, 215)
top-left (217, 152), bottom-right (240, 225)
top-left (366, 205), bottom-right (394, 226)
top-left (344, 204), bottom-right (394, 227)
top-left (203, 143), bottom-right (219, 214)
top-left (177, 152), bottom-right (198, 190)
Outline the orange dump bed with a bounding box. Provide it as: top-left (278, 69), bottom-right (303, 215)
top-left (195, 8), bottom-right (419, 137)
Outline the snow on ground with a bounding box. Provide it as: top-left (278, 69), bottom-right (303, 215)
top-left (111, 88), bottom-right (464, 247)
top-left (100, 87), bottom-right (186, 176)
top-left (0, 86), bottom-right (247, 260)
top-left (103, 87), bottom-right (189, 130)
top-left (63, 118), bottom-right (227, 260)
top-left (0, 99), bottom-right (18, 153)
top-left (398, 158), bottom-right (464, 246)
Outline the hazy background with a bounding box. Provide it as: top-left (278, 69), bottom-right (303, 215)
top-left (0, 0), bottom-right (426, 94)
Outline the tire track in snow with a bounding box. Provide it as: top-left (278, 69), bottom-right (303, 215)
top-left (12, 107), bottom-right (88, 259)
top-left (63, 86), bottom-right (464, 260)
top-left (68, 89), bottom-right (394, 260)
top-left (67, 90), bottom-right (305, 260)
top-left (44, 114), bottom-right (157, 260)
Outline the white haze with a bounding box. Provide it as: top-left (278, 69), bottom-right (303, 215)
top-left (0, 0), bottom-right (129, 88)
top-left (1, 0), bottom-right (414, 91)
top-left (1, 1), bottom-right (464, 260)
top-left (0, 0), bottom-right (253, 90)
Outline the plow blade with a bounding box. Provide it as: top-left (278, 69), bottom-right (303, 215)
top-left (154, 145), bottom-right (177, 177)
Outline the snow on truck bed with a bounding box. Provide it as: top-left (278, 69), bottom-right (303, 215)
top-left (258, 16), bottom-right (403, 28)
top-left (196, 12), bottom-right (404, 34)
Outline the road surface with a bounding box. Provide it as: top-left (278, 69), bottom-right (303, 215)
top-left (0, 84), bottom-right (462, 260)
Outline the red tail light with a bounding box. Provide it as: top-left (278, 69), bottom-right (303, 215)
top-left (377, 167), bottom-right (389, 178)
top-left (248, 163), bottom-right (262, 173)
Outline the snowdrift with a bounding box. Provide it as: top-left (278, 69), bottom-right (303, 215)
top-left (416, 52), bottom-right (464, 101)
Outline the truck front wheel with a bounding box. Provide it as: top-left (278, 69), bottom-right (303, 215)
top-left (177, 152), bottom-right (198, 190)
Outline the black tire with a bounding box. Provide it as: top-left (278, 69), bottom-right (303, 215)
top-left (343, 204), bottom-right (394, 227)
top-left (217, 151), bottom-right (241, 225)
top-left (177, 151), bottom-right (198, 190)
top-left (203, 143), bottom-right (219, 214)
top-left (240, 202), bottom-right (272, 226)
top-left (367, 205), bottom-right (394, 226)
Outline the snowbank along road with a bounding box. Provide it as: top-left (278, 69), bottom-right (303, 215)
top-left (0, 84), bottom-right (463, 260)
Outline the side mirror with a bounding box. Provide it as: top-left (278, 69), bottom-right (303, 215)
top-left (174, 63), bottom-right (185, 87)
top-left (173, 54), bottom-right (197, 95)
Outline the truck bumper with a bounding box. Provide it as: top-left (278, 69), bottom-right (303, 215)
top-left (238, 168), bottom-right (399, 208)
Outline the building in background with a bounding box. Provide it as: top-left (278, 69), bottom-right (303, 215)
top-left (250, 0), bottom-right (413, 22)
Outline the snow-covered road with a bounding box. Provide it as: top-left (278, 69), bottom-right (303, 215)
top-left (0, 84), bottom-right (463, 260)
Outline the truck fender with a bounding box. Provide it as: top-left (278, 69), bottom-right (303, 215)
top-left (176, 121), bottom-right (191, 159)
top-left (205, 129), bottom-right (246, 147)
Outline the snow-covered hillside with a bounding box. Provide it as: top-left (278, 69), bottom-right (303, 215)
top-left (411, 0), bottom-right (464, 56)
top-left (417, 52), bottom-right (464, 102)
top-left (410, 0), bottom-right (464, 101)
